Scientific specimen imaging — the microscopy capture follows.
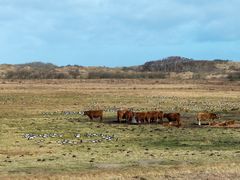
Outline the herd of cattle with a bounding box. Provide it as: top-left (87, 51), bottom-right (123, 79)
top-left (83, 110), bottom-right (223, 127)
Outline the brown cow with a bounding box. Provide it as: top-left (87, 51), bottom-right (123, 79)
top-left (146, 111), bottom-right (158, 123)
top-left (146, 111), bottom-right (164, 124)
top-left (83, 110), bottom-right (103, 122)
top-left (134, 112), bottom-right (147, 124)
top-left (117, 110), bottom-right (134, 123)
top-left (163, 113), bottom-right (181, 127)
top-left (117, 110), bottom-right (128, 123)
top-left (125, 110), bottom-right (134, 123)
top-left (196, 112), bottom-right (219, 126)
top-left (158, 111), bottom-right (164, 124)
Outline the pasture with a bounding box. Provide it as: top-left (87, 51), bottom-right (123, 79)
top-left (0, 79), bottom-right (240, 179)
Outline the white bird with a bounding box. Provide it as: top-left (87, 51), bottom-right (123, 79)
top-left (75, 134), bottom-right (81, 138)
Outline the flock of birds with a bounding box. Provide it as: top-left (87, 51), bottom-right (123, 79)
top-left (41, 108), bottom-right (147, 116)
top-left (23, 133), bottom-right (116, 145)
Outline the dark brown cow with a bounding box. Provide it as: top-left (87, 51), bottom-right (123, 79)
top-left (163, 113), bottom-right (181, 127)
top-left (83, 110), bottom-right (103, 121)
top-left (134, 112), bottom-right (147, 124)
top-left (196, 112), bottom-right (219, 126)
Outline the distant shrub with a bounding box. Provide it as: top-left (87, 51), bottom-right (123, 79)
top-left (88, 71), bottom-right (165, 79)
top-left (228, 72), bottom-right (240, 81)
top-left (68, 69), bottom-right (80, 79)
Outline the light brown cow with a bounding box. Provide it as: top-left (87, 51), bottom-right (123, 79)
top-left (83, 110), bottom-right (103, 122)
top-left (196, 112), bottom-right (219, 126)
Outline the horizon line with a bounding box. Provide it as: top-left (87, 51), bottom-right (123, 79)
top-left (0, 56), bottom-right (238, 67)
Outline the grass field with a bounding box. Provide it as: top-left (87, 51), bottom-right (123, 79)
top-left (0, 79), bottom-right (240, 179)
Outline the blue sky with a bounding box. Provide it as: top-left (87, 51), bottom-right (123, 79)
top-left (0, 0), bottom-right (239, 66)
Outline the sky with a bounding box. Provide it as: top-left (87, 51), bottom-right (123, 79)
top-left (0, 0), bottom-right (239, 67)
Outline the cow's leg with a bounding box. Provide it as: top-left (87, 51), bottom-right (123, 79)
top-left (155, 117), bottom-right (157, 123)
top-left (161, 118), bottom-right (163, 124)
top-left (147, 118), bottom-right (151, 124)
top-left (177, 120), bottom-right (181, 127)
top-left (128, 115), bottom-right (131, 123)
top-left (142, 118), bottom-right (146, 124)
top-left (128, 116), bottom-right (132, 123)
top-left (198, 120), bottom-right (201, 126)
top-left (158, 118), bottom-right (161, 124)
top-left (135, 117), bottom-right (138, 124)
top-left (100, 116), bottom-right (103, 122)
